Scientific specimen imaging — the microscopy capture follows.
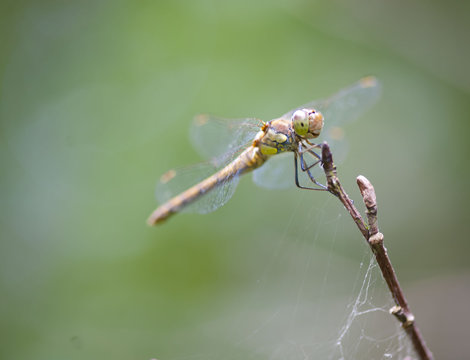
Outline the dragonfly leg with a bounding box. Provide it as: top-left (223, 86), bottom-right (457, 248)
top-left (298, 142), bottom-right (321, 171)
top-left (303, 153), bottom-right (321, 171)
top-left (294, 152), bottom-right (327, 191)
top-left (298, 141), bottom-right (322, 169)
top-left (301, 154), bottom-right (328, 189)
top-left (298, 141), bottom-right (321, 155)
top-left (298, 142), bottom-right (328, 190)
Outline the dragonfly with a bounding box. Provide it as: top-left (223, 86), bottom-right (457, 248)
top-left (147, 77), bottom-right (380, 225)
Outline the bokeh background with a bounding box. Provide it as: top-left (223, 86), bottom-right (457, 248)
top-left (1, 0), bottom-right (469, 359)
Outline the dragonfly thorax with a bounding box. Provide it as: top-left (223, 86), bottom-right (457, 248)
top-left (254, 119), bottom-right (297, 156)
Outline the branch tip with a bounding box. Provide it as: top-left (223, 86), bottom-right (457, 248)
top-left (321, 142), bottom-right (334, 170)
top-left (357, 175), bottom-right (377, 209)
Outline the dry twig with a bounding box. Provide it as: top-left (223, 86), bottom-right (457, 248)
top-left (321, 142), bottom-right (433, 360)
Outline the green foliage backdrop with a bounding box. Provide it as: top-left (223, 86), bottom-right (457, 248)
top-left (1, 0), bottom-right (469, 359)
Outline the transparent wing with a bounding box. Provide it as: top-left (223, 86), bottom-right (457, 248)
top-left (253, 77), bottom-right (381, 189)
top-left (252, 152), bottom-right (294, 189)
top-left (156, 161), bottom-right (240, 214)
top-left (316, 77), bottom-right (380, 163)
top-left (190, 114), bottom-right (262, 164)
top-left (281, 76), bottom-right (381, 125)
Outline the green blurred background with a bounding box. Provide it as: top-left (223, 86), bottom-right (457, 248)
top-left (1, 0), bottom-right (469, 359)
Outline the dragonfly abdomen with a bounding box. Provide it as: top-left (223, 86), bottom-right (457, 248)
top-left (147, 146), bottom-right (266, 225)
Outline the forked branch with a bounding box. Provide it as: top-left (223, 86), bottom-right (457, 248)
top-left (321, 142), bottom-right (433, 360)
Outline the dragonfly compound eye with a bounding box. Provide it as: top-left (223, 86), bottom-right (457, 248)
top-left (292, 109), bottom-right (309, 136)
top-left (308, 110), bottom-right (324, 137)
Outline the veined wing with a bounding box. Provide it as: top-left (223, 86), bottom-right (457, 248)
top-left (252, 152), bottom-right (295, 189)
top-left (157, 114), bottom-right (260, 215)
top-left (253, 77), bottom-right (381, 189)
top-left (190, 114), bottom-right (262, 166)
top-left (155, 143), bottom-right (251, 215)
top-left (311, 76), bottom-right (381, 163)
top-left (281, 76), bottom-right (381, 126)
top-left (156, 161), bottom-right (240, 215)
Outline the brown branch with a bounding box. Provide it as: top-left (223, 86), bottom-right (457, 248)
top-left (321, 142), bottom-right (433, 360)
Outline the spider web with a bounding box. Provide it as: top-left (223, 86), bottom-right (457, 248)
top-left (158, 195), bottom-right (415, 360)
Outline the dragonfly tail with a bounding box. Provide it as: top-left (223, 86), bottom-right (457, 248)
top-left (148, 146), bottom-right (265, 226)
top-left (147, 205), bottom-right (174, 225)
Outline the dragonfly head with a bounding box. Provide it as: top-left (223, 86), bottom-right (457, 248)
top-left (291, 108), bottom-right (324, 139)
